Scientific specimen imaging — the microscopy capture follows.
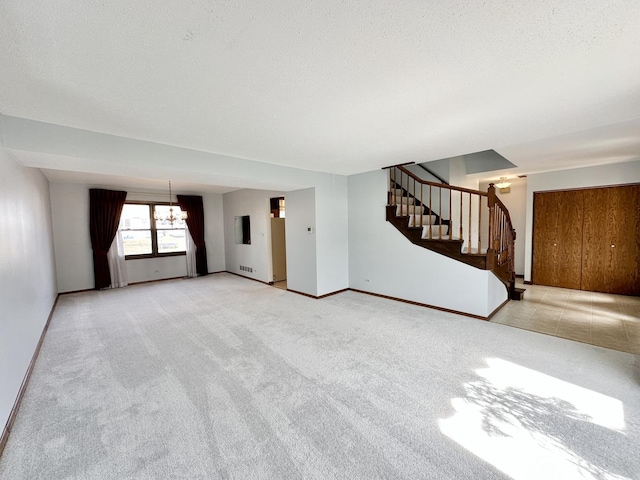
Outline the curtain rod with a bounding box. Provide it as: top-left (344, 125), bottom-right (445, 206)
top-left (125, 191), bottom-right (179, 195)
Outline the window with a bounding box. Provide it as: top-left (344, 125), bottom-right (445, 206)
top-left (120, 203), bottom-right (187, 258)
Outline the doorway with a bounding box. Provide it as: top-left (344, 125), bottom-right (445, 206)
top-left (270, 197), bottom-right (287, 289)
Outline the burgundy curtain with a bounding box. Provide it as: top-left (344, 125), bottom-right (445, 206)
top-left (177, 195), bottom-right (209, 276)
top-left (89, 189), bottom-right (127, 289)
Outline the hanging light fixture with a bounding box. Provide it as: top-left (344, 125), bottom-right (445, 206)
top-left (154, 181), bottom-right (187, 226)
top-left (495, 177), bottom-right (511, 189)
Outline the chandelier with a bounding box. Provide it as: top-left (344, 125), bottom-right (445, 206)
top-left (154, 181), bottom-right (187, 226)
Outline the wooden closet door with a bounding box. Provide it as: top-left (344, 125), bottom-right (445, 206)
top-left (582, 185), bottom-right (640, 295)
top-left (532, 190), bottom-right (585, 289)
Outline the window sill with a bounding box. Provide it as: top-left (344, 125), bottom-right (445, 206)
top-left (125, 252), bottom-right (187, 261)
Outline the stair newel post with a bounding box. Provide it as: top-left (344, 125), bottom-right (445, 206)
top-left (508, 228), bottom-right (516, 299)
top-left (510, 228), bottom-right (516, 282)
top-left (487, 184), bottom-right (497, 271)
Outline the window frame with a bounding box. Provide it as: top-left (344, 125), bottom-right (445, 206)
top-left (121, 201), bottom-right (187, 260)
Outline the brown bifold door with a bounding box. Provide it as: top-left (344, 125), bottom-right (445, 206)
top-left (581, 185), bottom-right (640, 295)
top-left (532, 190), bottom-right (584, 289)
top-left (533, 185), bottom-right (640, 295)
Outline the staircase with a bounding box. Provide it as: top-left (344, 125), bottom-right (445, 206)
top-left (386, 164), bottom-right (524, 300)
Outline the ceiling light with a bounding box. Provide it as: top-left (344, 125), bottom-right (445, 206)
top-left (154, 181), bottom-right (187, 226)
top-left (495, 177), bottom-right (511, 189)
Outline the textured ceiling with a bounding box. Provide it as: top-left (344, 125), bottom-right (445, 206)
top-left (1, 0), bottom-right (639, 181)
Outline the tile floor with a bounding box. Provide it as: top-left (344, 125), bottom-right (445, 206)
top-left (273, 280), bottom-right (287, 290)
top-left (490, 281), bottom-right (640, 355)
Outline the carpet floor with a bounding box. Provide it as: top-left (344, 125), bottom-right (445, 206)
top-left (1, 273), bottom-right (638, 479)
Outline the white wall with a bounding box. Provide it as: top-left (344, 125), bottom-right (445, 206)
top-left (50, 184), bottom-right (225, 291)
top-left (314, 176), bottom-right (349, 296)
top-left (285, 187), bottom-right (318, 296)
top-left (523, 160), bottom-right (640, 281)
top-left (480, 177), bottom-right (527, 275)
top-left (223, 188), bottom-right (284, 284)
top-left (348, 169), bottom-right (507, 317)
top-left (203, 193), bottom-right (225, 273)
top-left (125, 256), bottom-right (186, 284)
top-left (0, 140), bottom-right (58, 435)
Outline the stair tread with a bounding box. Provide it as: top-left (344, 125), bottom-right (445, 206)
top-left (395, 205), bottom-right (423, 215)
top-left (420, 237), bottom-right (463, 243)
top-left (390, 197), bottom-right (415, 205)
top-left (462, 247), bottom-right (488, 255)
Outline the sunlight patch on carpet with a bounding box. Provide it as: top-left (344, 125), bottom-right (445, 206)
top-left (439, 358), bottom-right (627, 480)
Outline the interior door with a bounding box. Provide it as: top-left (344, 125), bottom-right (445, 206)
top-left (532, 190), bottom-right (584, 289)
top-left (582, 185), bottom-right (640, 295)
top-left (270, 218), bottom-right (287, 282)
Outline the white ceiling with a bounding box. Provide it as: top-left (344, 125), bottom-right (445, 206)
top-left (1, 1), bottom-right (639, 187)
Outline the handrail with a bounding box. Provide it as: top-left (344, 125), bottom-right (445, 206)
top-left (382, 161), bottom-right (415, 170)
top-left (388, 165), bottom-right (516, 292)
top-left (487, 184), bottom-right (516, 288)
top-left (396, 166), bottom-right (487, 196)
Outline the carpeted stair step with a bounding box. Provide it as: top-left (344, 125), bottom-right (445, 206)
top-left (396, 204), bottom-right (424, 216)
top-left (386, 205), bottom-right (487, 269)
top-left (462, 246), bottom-right (488, 255)
top-left (391, 195), bottom-right (416, 205)
top-left (408, 214), bottom-right (437, 227)
top-left (421, 224), bottom-right (450, 238)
